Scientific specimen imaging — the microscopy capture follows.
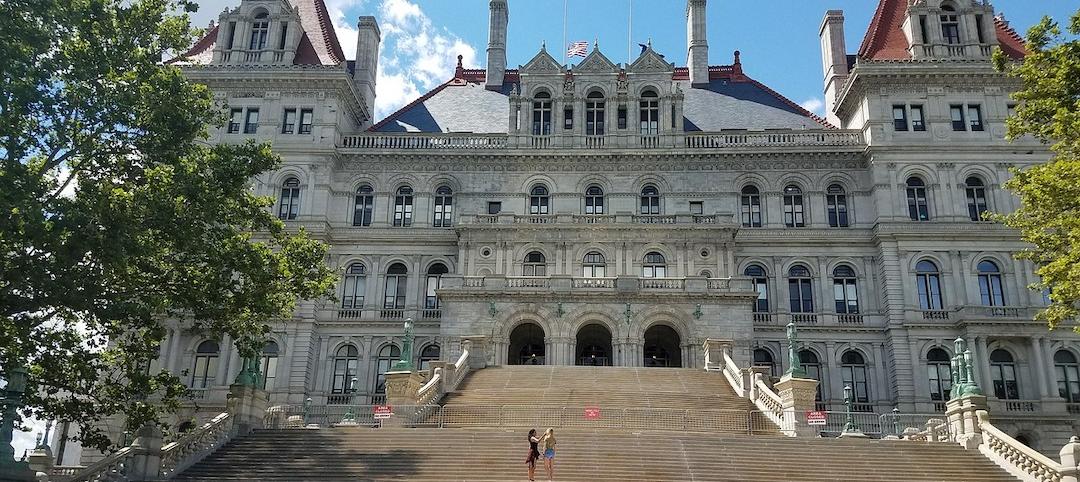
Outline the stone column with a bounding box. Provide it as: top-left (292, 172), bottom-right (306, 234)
top-left (774, 374), bottom-right (820, 437)
top-left (128, 425), bottom-right (164, 481)
top-left (975, 336), bottom-right (991, 394)
top-left (1030, 336), bottom-right (1049, 399)
top-left (1060, 437), bottom-right (1080, 482)
top-left (702, 339), bottom-right (732, 371)
top-left (945, 394), bottom-right (988, 449)
top-left (167, 327), bottom-right (183, 372)
top-left (1044, 338), bottom-right (1061, 399)
top-left (215, 334), bottom-right (232, 387)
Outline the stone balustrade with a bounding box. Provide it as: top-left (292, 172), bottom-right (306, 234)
top-left (338, 129), bottom-right (864, 152)
top-left (439, 275), bottom-right (752, 296)
top-left (458, 212), bottom-right (736, 226)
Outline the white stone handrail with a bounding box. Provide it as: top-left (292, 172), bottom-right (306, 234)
top-left (979, 412), bottom-right (1068, 482)
top-left (721, 351), bottom-right (744, 395)
top-left (159, 412), bottom-right (234, 479)
top-left (340, 133), bottom-right (509, 149)
top-left (62, 446), bottom-right (135, 482)
top-left (684, 130), bottom-right (863, 148)
top-left (417, 368), bottom-right (443, 406)
top-left (449, 344), bottom-right (471, 391)
top-left (752, 378), bottom-right (787, 433)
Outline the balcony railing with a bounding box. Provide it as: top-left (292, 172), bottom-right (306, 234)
top-left (337, 309), bottom-right (363, 320)
top-left (572, 278), bottom-right (616, 289)
top-left (753, 312), bottom-right (884, 327)
top-left (458, 213), bottom-right (737, 227)
top-left (956, 305), bottom-right (1036, 321)
top-left (337, 129), bottom-right (864, 151)
top-left (442, 275), bottom-right (752, 296)
top-left (639, 278), bottom-right (685, 290)
top-left (505, 277), bottom-right (549, 288)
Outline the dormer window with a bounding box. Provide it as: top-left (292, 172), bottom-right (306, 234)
top-left (586, 91), bottom-right (605, 136)
top-left (940, 6), bottom-right (960, 45)
top-left (640, 90), bottom-right (659, 135)
top-left (532, 92), bottom-right (552, 136)
top-left (250, 12), bottom-right (270, 50)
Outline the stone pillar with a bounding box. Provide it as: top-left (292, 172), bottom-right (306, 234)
top-left (1030, 336), bottom-right (1049, 399)
top-left (1060, 437), bottom-right (1080, 482)
top-left (774, 374), bottom-right (820, 437)
top-left (460, 337), bottom-right (487, 369)
top-left (945, 394), bottom-right (988, 449)
top-left (383, 370), bottom-right (423, 407)
top-left (227, 383), bottom-right (270, 436)
top-left (702, 338), bottom-right (732, 371)
top-left (128, 424), bottom-right (164, 481)
top-left (975, 336), bottom-right (991, 393)
top-left (25, 440), bottom-right (53, 481)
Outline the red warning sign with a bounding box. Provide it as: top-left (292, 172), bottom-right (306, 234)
top-left (584, 407), bottom-right (601, 420)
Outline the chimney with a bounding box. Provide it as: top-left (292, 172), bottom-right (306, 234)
top-left (819, 10), bottom-right (848, 127)
top-left (686, 0), bottom-right (709, 86)
top-left (485, 0), bottom-right (508, 89)
top-left (354, 16), bottom-right (381, 129)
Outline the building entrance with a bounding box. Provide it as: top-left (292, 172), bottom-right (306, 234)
top-left (508, 323), bottom-right (545, 365)
top-left (643, 325), bottom-right (681, 367)
top-left (575, 324), bottom-right (612, 366)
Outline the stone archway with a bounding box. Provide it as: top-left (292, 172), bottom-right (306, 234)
top-left (575, 323), bottom-right (613, 366)
top-left (643, 325), bottom-right (682, 368)
top-left (508, 323), bottom-right (546, 365)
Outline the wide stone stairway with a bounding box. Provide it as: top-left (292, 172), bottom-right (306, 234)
top-left (174, 366), bottom-right (1020, 481)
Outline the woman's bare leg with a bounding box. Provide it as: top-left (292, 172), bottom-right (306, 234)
top-left (544, 458), bottom-right (553, 480)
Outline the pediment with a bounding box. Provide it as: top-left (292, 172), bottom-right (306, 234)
top-left (629, 47), bottom-right (674, 74)
top-left (521, 48), bottom-right (564, 75)
top-left (574, 48), bottom-right (619, 74)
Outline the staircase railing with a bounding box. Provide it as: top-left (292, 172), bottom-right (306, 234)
top-left (158, 412), bottom-right (234, 479)
top-left (721, 351), bottom-right (744, 396)
top-left (59, 446), bottom-right (136, 482)
top-left (978, 412), bottom-right (1073, 482)
top-left (416, 369), bottom-right (443, 406)
top-left (752, 378), bottom-right (788, 434)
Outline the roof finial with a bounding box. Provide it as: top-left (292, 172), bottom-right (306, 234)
top-left (594, 38), bottom-right (599, 50)
top-left (734, 50), bottom-right (741, 65)
top-left (541, 40), bottom-right (547, 51)
top-left (648, 38), bottom-right (652, 48)
top-left (454, 54), bottom-right (464, 79)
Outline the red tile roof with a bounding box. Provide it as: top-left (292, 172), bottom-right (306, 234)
top-left (171, 0), bottom-right (344, 66)
top-left (858, 0), bottom-right (1028, 61)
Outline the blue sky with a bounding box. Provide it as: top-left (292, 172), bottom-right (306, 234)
top-left (186, 0), bottom-right (1076, 120)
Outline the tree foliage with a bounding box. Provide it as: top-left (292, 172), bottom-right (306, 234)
top-left (993, 9), bottom-right (1080, 332)
top-left (0, 0), bottom-right (336, 450)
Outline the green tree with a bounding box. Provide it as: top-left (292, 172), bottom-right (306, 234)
top-left (0, 0), bottom-right (336, 451)
top-left (993, 9), bottom-right (1080, 332)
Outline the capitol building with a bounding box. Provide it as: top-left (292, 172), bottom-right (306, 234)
top-left (54, 0), bottom-right (1080, 466)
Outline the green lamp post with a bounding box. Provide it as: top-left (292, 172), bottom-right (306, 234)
top-left (341, 377), bottom-right (359, 423)
top-left (785, 322), bottom-right (806, 378)
top-left (390, 318), bottom-right (415, 372)
top-left (842, 384), bottom-right (859, 433)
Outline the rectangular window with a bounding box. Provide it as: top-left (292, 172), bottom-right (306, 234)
top-left (975, 15), bottom-right (986, 44)
top-left (689, 201), bottom-right (703, 215)
top-left (918, 16), bottom-right (929, 45)
top-left (487, 201), bottom-right (502, 215)
top-left (910, 105), bottom-right (925, 131)
top-left (617, 106), bottom-right (627, 130)
top-left (892, 105), bottom-right (908, 131)
top-left (563, 108), bottom-right (573, 130)
top-left (299, 108), bottom-right (313, 134)
top-left (281, 108), bottom-right (296, 134)
top-left (225, 22), bottom-right (236, 50)
top-left (968, 105), bottom-right (983, 131)
top-left (244, 108), bottom-right (259, 134)
top-left (278, 22), bottom-right (289, 50)
top-left (950, 105), bottom-right (965, 131)
top-left (228, 108), bottom-right (243, 134)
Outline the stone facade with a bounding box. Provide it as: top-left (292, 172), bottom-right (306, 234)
top-left (60, 0), bottom-right (1080, 465)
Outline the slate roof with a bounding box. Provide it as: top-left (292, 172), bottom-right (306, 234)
top-left (372, 62), bottom-right (825, 133)
top-left (857, 0), bottom-right (1027, 61)
top-left (171, 0), bottom-right (344, 65)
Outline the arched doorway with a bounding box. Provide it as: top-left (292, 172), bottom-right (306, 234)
top-left (508, 323), bottom-right (546, 365)
top-left (643, 325), bottom-right (682, 368)
top-left (576, 324), bottom-right (612, 366)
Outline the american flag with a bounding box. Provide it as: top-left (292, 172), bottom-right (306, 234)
top-left (567, 41), bottom-right (588, 58)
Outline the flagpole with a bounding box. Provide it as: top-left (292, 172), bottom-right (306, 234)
top-left (562, 0), bottom-right (568, 66)
top-left (627, 0), bottom-right (632, 64)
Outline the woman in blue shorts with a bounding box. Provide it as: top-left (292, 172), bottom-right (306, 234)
top-left (539, 428), bottom-right (556, 481)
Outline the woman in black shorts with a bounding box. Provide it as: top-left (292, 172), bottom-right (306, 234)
top-left (526, 428), bottom-right (540, 481)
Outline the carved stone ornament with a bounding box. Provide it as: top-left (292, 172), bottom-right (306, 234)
top-left (629, 48), bottom-right (674, 74)
top-left (574, 49), bottom-right (619, 74)
top-left (521, 49), bottom-right (562, 74)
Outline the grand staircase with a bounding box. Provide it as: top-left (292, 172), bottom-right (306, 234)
top-left (174, 365), bottom-right (1020, 481)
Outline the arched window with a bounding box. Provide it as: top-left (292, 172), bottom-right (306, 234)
top-left (1055, 350), bottom-right (1080, 403)
top-left (374, 344), bottom-right (401, 394)
top-left (745, 265), bottom-right (769, 313)
top-left (433, 186), bottom-right (453, 227)
top-left (586, 91), bottom-right (605, 136)
top-left (249, 11), bottom-right (269, 50)
top-left (331, 344), bottom-right (359, 394)
top-left (383, 263), bottom-right (408, 309)
top-left (529, 185), bottom-right (550, 215)
top-left (640, 185), bottom-right (660, 215)
top-left (393, 186), bottom-right (414, 227)
top-left (418, 344), bottom-right (441, 371)
top-left (978, 260), bottom-right (1006, 307)
top-left (642, 252), bottom-right (667, 278)
top-left (906, 177), bottom-right (930, 221)
top-left (832, 266), bottom-right (859, 314)
top-left (191, 340), bottom-right (220, 389)
top-left (788, 265), bottom-right (814, 314)
top-left (582, 252), bottom-right (606, 278)
top-left (826, 184), bottom-right (849, 228)
top-left (584, 185), bottom-right (605, 215)
top-left (523, 251), bottom-right (547, 277)
top-left (753, 349), bottom-right (776, 378)
top-left (260, 341), bottom-right (279, 390)
top-left (639, 90), bottom-right (659, 135)
top-left (353, 185), bottom-right (374, 227)
top-left (841, 350), bottom-right (870, 404)
top-left (800, 350), bottom-right (823, 401)
top-left (927, 348), bottom-right (952, 402)
top-left (916, 260), bottom-right (944, 310)
top-left (278, 177), bottom-right (301, 220)
top-left (940, 5), bottom-right (960, 45)
top-left (990, 349), bottom-right (1019, 400)
top-left (425, 263), bottom-right (448, 310)
top-left (965, 177), bottom-right (988, 221)
top-left (741, 185), bottom-right (762, 227)
top-left (532, 91), bottom-right (552, 135)
top-left (783, 185), bottom-right (805, 227)
top-left (342, 263), bottom-right (367, 310)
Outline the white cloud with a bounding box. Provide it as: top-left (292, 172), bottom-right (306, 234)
top-left (11, 417), bottom-right (46, 463)
top-left (800, 98), bottom-right (825, 116)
